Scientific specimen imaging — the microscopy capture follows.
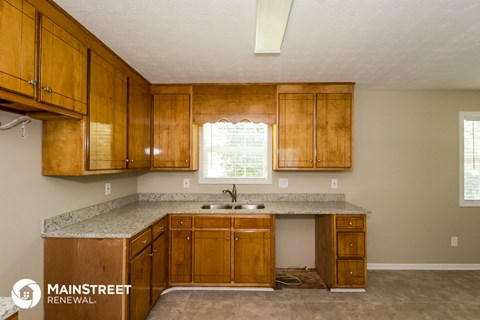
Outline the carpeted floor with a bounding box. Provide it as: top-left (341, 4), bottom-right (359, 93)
top-left (275, 268), bottom-right (327, 289)
top-left (146, 270), bottom-right (480, 320)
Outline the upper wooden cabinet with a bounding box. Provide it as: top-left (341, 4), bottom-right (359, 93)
top-left (0, 0), bottom-right (36, 97)
top-left (88, 51), bottom-right (128, 170)
top-left (128, 78), bottom-right (151, 169)
top-left (39, 16), bottom-right (88, 114)
top-left (152, 86), bottom-right (198, 170)
top-left (275, 84), bottom-right (354, 171)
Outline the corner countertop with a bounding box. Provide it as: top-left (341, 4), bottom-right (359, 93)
top-left (42, 199), bottom-right (370, 239)
top-left (0, 297), bottom-right (19, 320)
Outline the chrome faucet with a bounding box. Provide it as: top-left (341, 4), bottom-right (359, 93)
top-left (222, 184), bottom-right (237, 203)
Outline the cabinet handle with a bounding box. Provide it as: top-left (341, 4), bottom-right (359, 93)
top-left (141, 239), bottom-right (147, 244)
top-left (149, 253), bottom-right (154, 257)
top-left (27, 80), bottom-right (37, 86)
top-left (153, 249), bottom-right (158, 253)
top-left (349, 271), bottom-right (354, 276)
top-left (349, 221), bottom-right (353, 226)
top-left (126, 159), bottom-right (129, 163)
top-left (180, 221), bottom-right (184, 225)
top-left (226, 237), bottom-right (230, 240)
top-left (349, 243), bottom-right (354, 247)
top-left (187, 236), bottom-right (190, 240)
top-left (308, 160), bottom-right (313, 163)
top-left (185, 159), bottom-right (189, 163)
top-left (42, 86), bottom-right (53, 93)
top-left (235, 237), bottom-right (239, 241)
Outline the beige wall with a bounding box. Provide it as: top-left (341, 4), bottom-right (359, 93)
top-left (138, 90), bottom-right (480, 266)
top-left (0, 111), bottom-right (138, 320)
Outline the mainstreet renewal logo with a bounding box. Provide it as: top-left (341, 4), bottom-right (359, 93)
top-left (11, 279), bottom-right (42, 309)
top-left (11, 279), bottom-right (131, 308)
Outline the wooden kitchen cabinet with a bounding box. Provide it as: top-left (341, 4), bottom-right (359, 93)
top-left (129, 245), bottom-right (152, 320)
top-left (151, 219), bottom-right (168, 303)
top-left (169, 214), bottom-right (275, 287)
top-left (88, 51), bottom-right (128, 170)
top-left (315, 214), bottom-right (367, 289)
top-left (39, 16), bottom-right (87, 114)
top-left (152, 90), bottom-right (198, 170)
top-left (128, 78), bottom-right (151, 169)
top-left (0, 0), bottom-right (36, 97)
top-left (275, 84), bottom-right (354, 171)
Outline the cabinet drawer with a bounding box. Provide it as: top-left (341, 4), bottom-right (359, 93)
top-left (337, 260), bottom-right (365, 286)
top-left (170, 216), bottom-right (192, 229)
top-left (234, 217), bottom-right (271, 229)
top-left (130, 229), bottom-right (152, 258)
top-left (194, 217), bottom-right (231, 229)
top-left (337, 232), bottom-right (365, 257)
top-left (152, 218), bottom-right (167, 239)
top-left (336, 216), bottom-right (365, 230)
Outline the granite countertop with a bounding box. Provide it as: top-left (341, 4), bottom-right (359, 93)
top-left (42, 196), bottom-right (370, 239)
top-left (0, 297), bottom-right (19, 320)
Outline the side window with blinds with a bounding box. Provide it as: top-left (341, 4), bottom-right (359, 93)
top-left (199, 122), bottom-right (271, 184)
top-left (460, 112), bottom-right (480, 206)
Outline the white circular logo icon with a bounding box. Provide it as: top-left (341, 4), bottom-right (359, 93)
top-left (11, 279), bottom-right (42, 309)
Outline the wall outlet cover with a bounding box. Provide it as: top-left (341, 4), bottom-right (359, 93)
top-left (183, 178), bottom-right (190, 188)
top-left (278, 178), bottom-right (288, 188)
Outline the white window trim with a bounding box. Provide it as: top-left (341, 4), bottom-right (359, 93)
top-left (459, 111), bottom-right (480, 207)
top-left (198, 125), bottom-right (273, 185)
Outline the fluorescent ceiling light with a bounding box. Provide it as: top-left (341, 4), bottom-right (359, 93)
top-left (255, 0), bottom-right (293, 54)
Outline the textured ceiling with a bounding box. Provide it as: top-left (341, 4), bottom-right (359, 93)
top-left (54, 0), bottom-right (480, 89)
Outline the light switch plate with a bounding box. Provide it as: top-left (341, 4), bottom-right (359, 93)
top-left (105, 182), bottom-right (111, 195)
top-left (331, 179), bottom-right (338, 189)
top-left (183, 178), bottom-right (190, 188)
top-left (278, 178), bottom-right (288, 188)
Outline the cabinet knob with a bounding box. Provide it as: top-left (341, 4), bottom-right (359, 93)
top-left (185, 159), bottom-right (189, 163)
top-left (42, 86), bottom-right (53, 93)
top-left (308, 160), bottom-right (313, 163)
top-left (349, 271), bottom-right (353, 276)
top-left (141, 239), bottom-right (147, 244)
top-left (235, 237), bottom-right (239, 241)
top-left (153, 249), bottom-right (158, 253)
top-left (349, 221), bottom-right (353, 226)
top-left (317, 160), bottom-right (321, 163)
top-left (149, 253), bottom-right (154, 257)
top-left (180, 221), bottom-right (184, 225)
top-left (27, 80), bottom-right (37, 86)
top-left (187, 236), bottom-right (190, 240)
top-left (349, 243), bottom-right (354, 247)
top-left (226, 237), bottom-right (230, 241)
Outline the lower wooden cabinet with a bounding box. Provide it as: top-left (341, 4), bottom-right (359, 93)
top-left (169, 214), bottom-right (275, 287)
top-left (129, 246), bottom-right (152, 320)
top-left (315, 214), bottom-right (367, 289)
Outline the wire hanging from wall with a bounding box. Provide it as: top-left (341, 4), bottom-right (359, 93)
top-left (0, 116), bottom-right (32, 138)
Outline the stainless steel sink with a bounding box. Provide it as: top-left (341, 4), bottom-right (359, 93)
top-left (200, 203), bottom-right (265, 210)
top-left (234, 204), bottom-right (265, 210)
top-left (200, 204), bottom-right (234, 209)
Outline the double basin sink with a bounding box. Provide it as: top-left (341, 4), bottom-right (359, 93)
top-left (201, 203), bottom-right (265, 210)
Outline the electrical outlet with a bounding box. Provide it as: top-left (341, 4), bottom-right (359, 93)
top-left (331, 179), bottom-right (338, 189)
top-left (278, 178), bottom-right (288, 188)
top-left (183, 178), bottom-right (190, 188)
top-left (105, 182), bottom-right (111, 195)
top-left (451, 236), bottom-right (458, 247)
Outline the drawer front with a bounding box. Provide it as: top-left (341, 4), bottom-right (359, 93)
top-left (337, 232), bottom-right (365, 258)
top-left (336, 215), bottom-right (365, 230)
top-left (234, 217), bottom-right (271, 230)
top-left (194, 216), bottom-right (231, 229)
top-left (337, 260), bottom-right (365, 286)
top-left (170, 216), bottom-right (192, 229)
top-left (130, 229), bottom-right (152, 258)
top-left (152, 217), bottom-right (167, 239)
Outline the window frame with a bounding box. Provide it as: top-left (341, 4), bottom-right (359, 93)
top-left (198, 123), bottom-right (273, 185)
top-left (459, 111), bottom-right (480, 207)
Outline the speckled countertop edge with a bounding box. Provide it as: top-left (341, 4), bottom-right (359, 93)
top-left (42, 194), bottom-right (371, 239)
top-left (0, 297), bottom-right (19, 320)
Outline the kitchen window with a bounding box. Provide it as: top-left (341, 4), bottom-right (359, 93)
top-left (460, 112), bottom-right (480, 206)
top-left (199, 122), bottom-right (272, 184)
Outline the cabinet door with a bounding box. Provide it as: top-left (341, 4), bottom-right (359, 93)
top-left (151, 231), bottom-right (167, 303)
top-left (40, 16), bottom-right (87, 113)
top-left (153, 94), bottom-right (192, 168)
top-left (128, 78), bottom-right (151, 169)
top-left (194, 230), bottom-right (231, 283)
top-left (277, 93), bottom-right (314, 169)
top-left (130, 247), bottom-right (152, 320)
top-left (170, 230), bottom-right (192, 283)
top-left (89, 51), bottom-right (127, 170)
top-left (234, 231), bottom-right (272, 284)
top-left (0, 0), bottom-right (36, 97)
top-left (316, 93), bottom-right (352, 168)
top-left (336, 260), bottom-right (365, 286)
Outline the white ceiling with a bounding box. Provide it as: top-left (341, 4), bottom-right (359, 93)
top-left (54, 0), bottom-right (480, 90)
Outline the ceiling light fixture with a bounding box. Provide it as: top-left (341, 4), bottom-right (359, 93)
top-left (255, 0), bottom-right (293, 54)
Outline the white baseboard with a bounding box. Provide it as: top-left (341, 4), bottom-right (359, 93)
top-left (367, 263), bottom-right (480, 270)
top-left (162, 286), bottom-right (274, 295)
